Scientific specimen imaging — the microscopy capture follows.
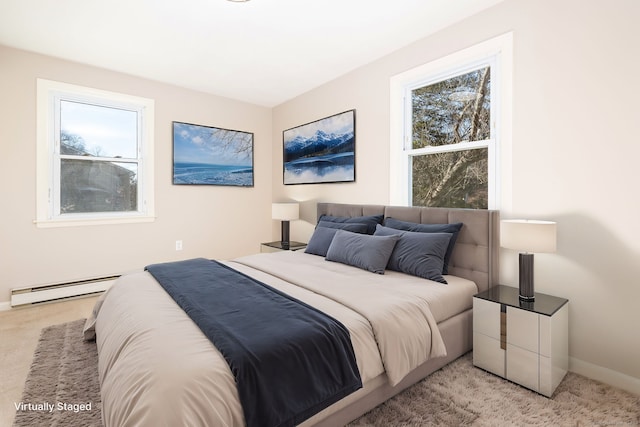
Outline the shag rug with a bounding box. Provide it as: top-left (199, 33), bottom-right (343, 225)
top-left (349, 355), bottom-right (640, 426)
top-left (13, 319), bottom-right (101, 427)
top-left (15, 320), bottom-right (640, 427)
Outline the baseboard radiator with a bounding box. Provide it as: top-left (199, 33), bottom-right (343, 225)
top-left (10, 275), bottom-right (119, 307)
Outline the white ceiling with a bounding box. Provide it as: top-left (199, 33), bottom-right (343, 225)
top-left (0, 0), bottom-right (503, 107)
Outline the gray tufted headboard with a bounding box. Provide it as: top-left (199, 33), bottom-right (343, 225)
top-left (317, 203), bottom-right (499, 293)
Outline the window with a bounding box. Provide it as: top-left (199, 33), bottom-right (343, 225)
top-left (36, 79), bottom-right (155, 227)
top-left (409, 65), bottom-right (492, 209)
top-left (390, 33), bottom-right (512, 210)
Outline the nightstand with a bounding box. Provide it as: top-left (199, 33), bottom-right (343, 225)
top-left (473, 285), bottom-right (568, 397)
top-left (260, 241), bottom-right (307, 253)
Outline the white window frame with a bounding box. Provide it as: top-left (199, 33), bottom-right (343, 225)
top-left (36, 79), bottom-right (155, 227)
top-left (390, 33), bottom-right (513, 210)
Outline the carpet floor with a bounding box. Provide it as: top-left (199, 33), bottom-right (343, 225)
top-left (14, 319), bottom-right (640, 426)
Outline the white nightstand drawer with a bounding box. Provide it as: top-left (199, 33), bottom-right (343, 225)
top-left (507, 306), bottom-right (539, 353)
top-left (473, 298), bottom-right (501, 339)
top-left (473, 332), bottom-right (505, 377)
top-left (506, 344), bottom-right (539, 392)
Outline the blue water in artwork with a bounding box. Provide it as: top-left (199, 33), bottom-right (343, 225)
top-left (174, 162), bottom-right (253, 186)
top-left (284, 152), bottom-right (354, 184)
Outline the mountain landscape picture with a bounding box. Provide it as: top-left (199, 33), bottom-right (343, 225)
top-left (283, 110), bottom-right (355, 184)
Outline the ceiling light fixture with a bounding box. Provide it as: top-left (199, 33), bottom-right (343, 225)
top-left (227, 0), bottom-right (250, 2)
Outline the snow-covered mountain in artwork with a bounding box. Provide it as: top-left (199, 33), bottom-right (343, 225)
top-left (284, 130), bottom-right (354, 162)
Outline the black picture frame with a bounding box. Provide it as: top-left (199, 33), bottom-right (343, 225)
top-left (172, 121), bottom-right (254, 187)
top-left (282, 109), bottom-right (355, 185)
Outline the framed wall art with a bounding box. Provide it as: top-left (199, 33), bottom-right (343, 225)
top-left (282, 109), bottom-right (355, 185)
top-left (172, 121), bottom-right (254, 187)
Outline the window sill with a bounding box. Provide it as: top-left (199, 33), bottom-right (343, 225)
top-left (34, 215), bottom-right (156, 228)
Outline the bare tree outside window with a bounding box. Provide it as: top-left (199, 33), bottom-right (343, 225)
top-left (410, 67), bottom-right (491, 209)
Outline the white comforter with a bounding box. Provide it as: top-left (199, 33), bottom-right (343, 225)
top-left (87, 251), bottom-right (477, 427)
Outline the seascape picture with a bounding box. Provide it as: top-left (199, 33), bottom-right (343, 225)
top-left (283, 110), bottom-right (355, 185)
top-left (173, 122), bottom-right (253, 186)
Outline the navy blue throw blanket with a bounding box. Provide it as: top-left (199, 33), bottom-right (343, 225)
top-left (145, 258), bottom-right (362, 427)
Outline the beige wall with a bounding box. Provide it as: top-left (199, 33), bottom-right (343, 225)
top-left (0, 45), bottom-right (273, 302)
top-left (273, 0), bottom-right (640, 392)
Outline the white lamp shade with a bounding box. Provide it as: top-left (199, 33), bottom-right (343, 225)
top-left (272, 203), bottom-right (299, 221)
top-left (501, 219), bottom-right (557, 253)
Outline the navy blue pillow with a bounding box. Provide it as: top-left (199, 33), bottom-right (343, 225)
top-left (316, 220), bottom-right (369, 232)
top-left (318, 214), bottom-right (384, 235)
top-left (383, 218), bottom-right (463, 275)
top-left (325, 230), bottom-right (400, 274)
top-left (305, 222), bottom-right (369, 256)
top-left (374, 225), bottom-right (451, 284)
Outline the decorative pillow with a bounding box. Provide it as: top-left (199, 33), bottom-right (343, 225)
top-left (318, 214), bottom-right (384, 235)
top-left (305, 222), bottom-right (369, 256)
top-left (325, 230), bottom-right (400, 274)
top-left (374, 225), bottom-right (452, 284)
top-left (316, 220), bottom-right (369, 232)
top-left (383, 218), bottom-right (463, 274)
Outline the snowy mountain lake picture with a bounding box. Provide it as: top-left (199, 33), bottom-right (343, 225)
top-left (173, 122), bottom-right (253, 186)
top-left (283, 110), bottom-right (355, 185)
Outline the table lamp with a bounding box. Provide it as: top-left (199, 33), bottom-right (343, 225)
top-left (501, 219), bottom-right (557, 301)
top-left (272, 203), bottom-right (299, 249)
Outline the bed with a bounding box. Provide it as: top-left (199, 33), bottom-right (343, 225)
top-left (85, 202), bottom-right (499, 426)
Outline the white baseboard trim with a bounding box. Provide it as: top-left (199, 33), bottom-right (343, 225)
top-left (0, 301), bottom-right (11, 311)
top-left (570, 356), bottom-right (640, 396)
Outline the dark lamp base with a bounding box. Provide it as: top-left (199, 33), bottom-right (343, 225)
top-left (518, 253), bottom-right (535, 301)
top-left (280, 220), bottom-right (290, 250)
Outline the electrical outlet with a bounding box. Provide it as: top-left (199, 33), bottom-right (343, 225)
top-left (175, 240), bottom-right (183, 251)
